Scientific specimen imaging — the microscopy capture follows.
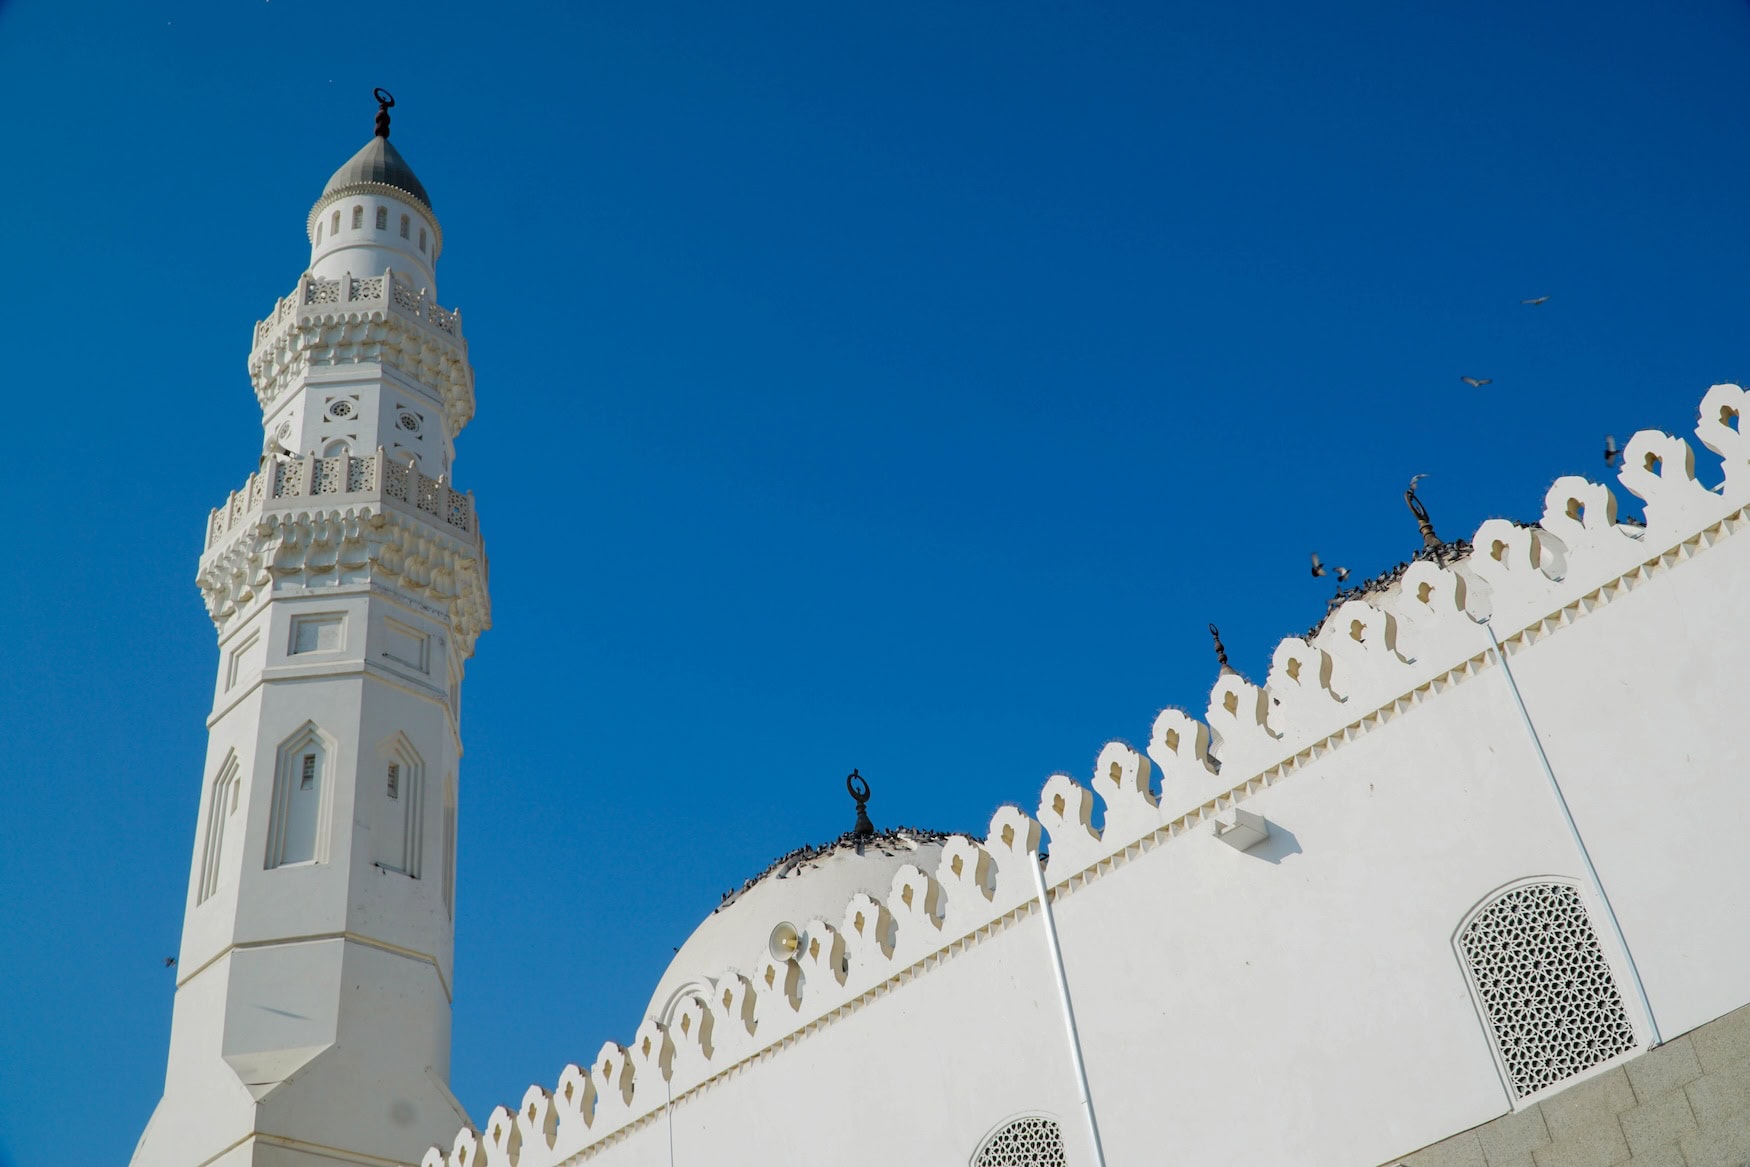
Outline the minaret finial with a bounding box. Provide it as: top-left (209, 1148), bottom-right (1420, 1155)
top-left (373, 87), bottom-right (395, 138)
top-left (1405, 473), bottom-right (1441, 550)
top-left (1209, 623), bottom-right (1234, 674)
top-left (847, 770), bottom-right (875, 848)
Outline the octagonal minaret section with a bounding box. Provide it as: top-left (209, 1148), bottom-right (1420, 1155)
top-left (133, 93), bottom-right (489, 1167)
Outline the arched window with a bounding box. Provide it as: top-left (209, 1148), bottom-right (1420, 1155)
top-left (197, 751), bottom-right (241, 904)
top-left (352, 205), bottom-right (363, 230)
top-left (374, 733), bottom-right (424, 877)
top-left (375, 206), bottom-right (388, 230)
top-left (1458, 881), bottom-right (1636, 1098)
top-left (315, 222), bottom-right (323, 244)
top-left (266, 723), bottom-right (333, 868)
top-left (400, 213), bottom-right (410, 239)
top-left (418, 227), bottom-right (427, 252)
top-left (441, 774), bottom-right (457, 916)
top-left (322, 439), bottom-right (351, 458)
top-left (331, 209), bottom-right (341, 235)
top-left (972, 1116), bottom-right (1066, 1167)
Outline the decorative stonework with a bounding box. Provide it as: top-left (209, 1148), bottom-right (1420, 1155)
top-left (974, 1117), bottom-right (1067, 1167)
top-left (198, 453), bottom-right (489, 659)
top-left (423, 387), bottom-right (1750, 1167)
top-left (249, 273), bottom-right (473, 434)
top-left (1459, 882), bottom-right (1635, 1097)
top-left (206, 450), bottom-right (474, 549)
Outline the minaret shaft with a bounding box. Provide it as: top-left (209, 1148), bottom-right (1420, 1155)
top-left (134, 101), bottom-right (488, 1167)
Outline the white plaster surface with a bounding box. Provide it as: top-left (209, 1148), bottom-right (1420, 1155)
top-left (423, 393), bottom-right (1750, 1167)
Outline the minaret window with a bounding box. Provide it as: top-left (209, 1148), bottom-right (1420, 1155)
top-left (352, 206), bottom-right (363, 230)
top-left (375, 206), bottom-right (388, 230)
top-left (322, 439), bottom-right (351, 458)
top-left (266, 724), bottom-right (332, 868)
top-left (441, 775), bottom-right (457, 914)
top-left (331, 209), bottom-right (340, 235)
top-left (375, 736), bottom-right (424, 876)
top-left (399, 214), bottom-right (410, 239)
top-left (315, 223), bottom-right (323, 244)
top-left (197, 752), bottom-right (241, 904)
top-left (418, 227), bottom-right (427, 252)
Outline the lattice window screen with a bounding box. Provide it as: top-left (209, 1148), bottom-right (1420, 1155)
top-left (974, 1116), bottom-right (1067, 1167)
top-left (1459, 882), bottom-right (1635, 1097)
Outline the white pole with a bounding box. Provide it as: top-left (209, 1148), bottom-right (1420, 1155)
top-left (1483, 619), bottom-right (1663, 1045)
top-left (1030, 851), bottom-right (1109, 1167)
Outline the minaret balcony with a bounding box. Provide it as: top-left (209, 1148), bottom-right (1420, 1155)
top-left (206, 448), bottom-right (478, 553)
top-left (248, 271), bottom-right (475, 431)
top-left (253, 270), bottom-right (461, 348)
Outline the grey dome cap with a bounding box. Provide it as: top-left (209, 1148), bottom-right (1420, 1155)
top-left (320, 135), bottom-right (432, 210)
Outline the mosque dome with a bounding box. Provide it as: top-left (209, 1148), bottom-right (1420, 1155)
top-left (318, 135), bottom-right (432, 211)
top-left (644, 776), bottom-right (950, 1023)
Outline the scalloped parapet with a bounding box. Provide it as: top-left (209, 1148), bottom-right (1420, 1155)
top-left (421, 387), bottom-right (1750, 1167)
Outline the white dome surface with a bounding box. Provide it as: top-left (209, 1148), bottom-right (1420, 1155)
top-left (645, 830), bottom-right (947, 1024)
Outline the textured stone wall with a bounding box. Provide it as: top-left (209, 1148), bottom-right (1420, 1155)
top-left (1390, 1002), bottom-right (1750, 1167)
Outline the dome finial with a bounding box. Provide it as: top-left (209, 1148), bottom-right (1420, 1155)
top-left (847, 770), bottom-right (875, 846)
top-left (373, 87), bottom-right (395, 138)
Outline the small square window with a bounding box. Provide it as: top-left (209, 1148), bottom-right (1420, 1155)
top-left (387, 763), bottom-right (400, 800)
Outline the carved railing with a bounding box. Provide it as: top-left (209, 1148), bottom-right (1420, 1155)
top-left (206, 449), bottom-right (476, 550)
top-left (251, 270), bottom-right (461, 346)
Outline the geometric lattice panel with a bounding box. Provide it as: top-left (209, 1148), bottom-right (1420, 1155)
top-left (1459, 882), bottom-right (1635, 1097)
top-left (974, 1116), bottom-right (1067, 1167)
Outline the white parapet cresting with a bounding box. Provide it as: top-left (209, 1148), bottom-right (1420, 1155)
top-left (423, 384), bottom-right (1750, 1167)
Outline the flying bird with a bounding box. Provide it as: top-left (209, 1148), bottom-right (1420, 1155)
top-left (164, 957), bottom-right (176, 968)
top-left (1520, 296), bottom-right (1551, 306)
top-left (1310, 553), bottom-right (1350, 582)
top-left (1604, 435), bottom-right (1621, 466)
top-left (1460, 376), bottom-right (1493, 388)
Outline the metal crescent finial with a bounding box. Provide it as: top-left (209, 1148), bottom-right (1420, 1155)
top-left (847, 769), bottom-right (875, 844)
top-left (1405, 483), bottom-right (1441, 550)
top-left (373, 88), bottom-right (395, 138)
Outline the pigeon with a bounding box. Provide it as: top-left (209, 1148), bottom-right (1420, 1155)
top-left (1310, 553), bottom-right (1350, 582)
top-left (164, 957), bottom-right (176, 968)
top-left (1460, 376), bottom-right (1493, 388)
top-left (1604, 435), bottom-right (1621, 466)
top-left (1520, 296), bottom-right (1551, 306)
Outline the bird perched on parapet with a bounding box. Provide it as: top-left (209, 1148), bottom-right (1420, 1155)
top-left (1310, 553), bottom-right (1350, 582)
top-left (1460, 376), bottom-right (1493, 388)
top-left (1520, 295), bottom-right (1551, 306)
top-left (164, 957), bottom-right (176, 968)
top-left (1604, 435), bottom-right (1622, 466)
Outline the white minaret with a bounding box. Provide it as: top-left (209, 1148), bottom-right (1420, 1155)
top-left (133, 91), bottom-right (490, 1167)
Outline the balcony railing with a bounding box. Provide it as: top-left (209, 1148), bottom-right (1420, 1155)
top-left (206, 449), bottom-right (477, 550)
top-left (252, 270), bottom-right (461, 347)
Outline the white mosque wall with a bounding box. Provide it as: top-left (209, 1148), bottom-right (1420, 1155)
top-left (428, 386), bottom-right (1750, 1167)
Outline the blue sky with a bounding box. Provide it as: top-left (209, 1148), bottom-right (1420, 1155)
top-left (4, 1), bottom-right (1750, 1163)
